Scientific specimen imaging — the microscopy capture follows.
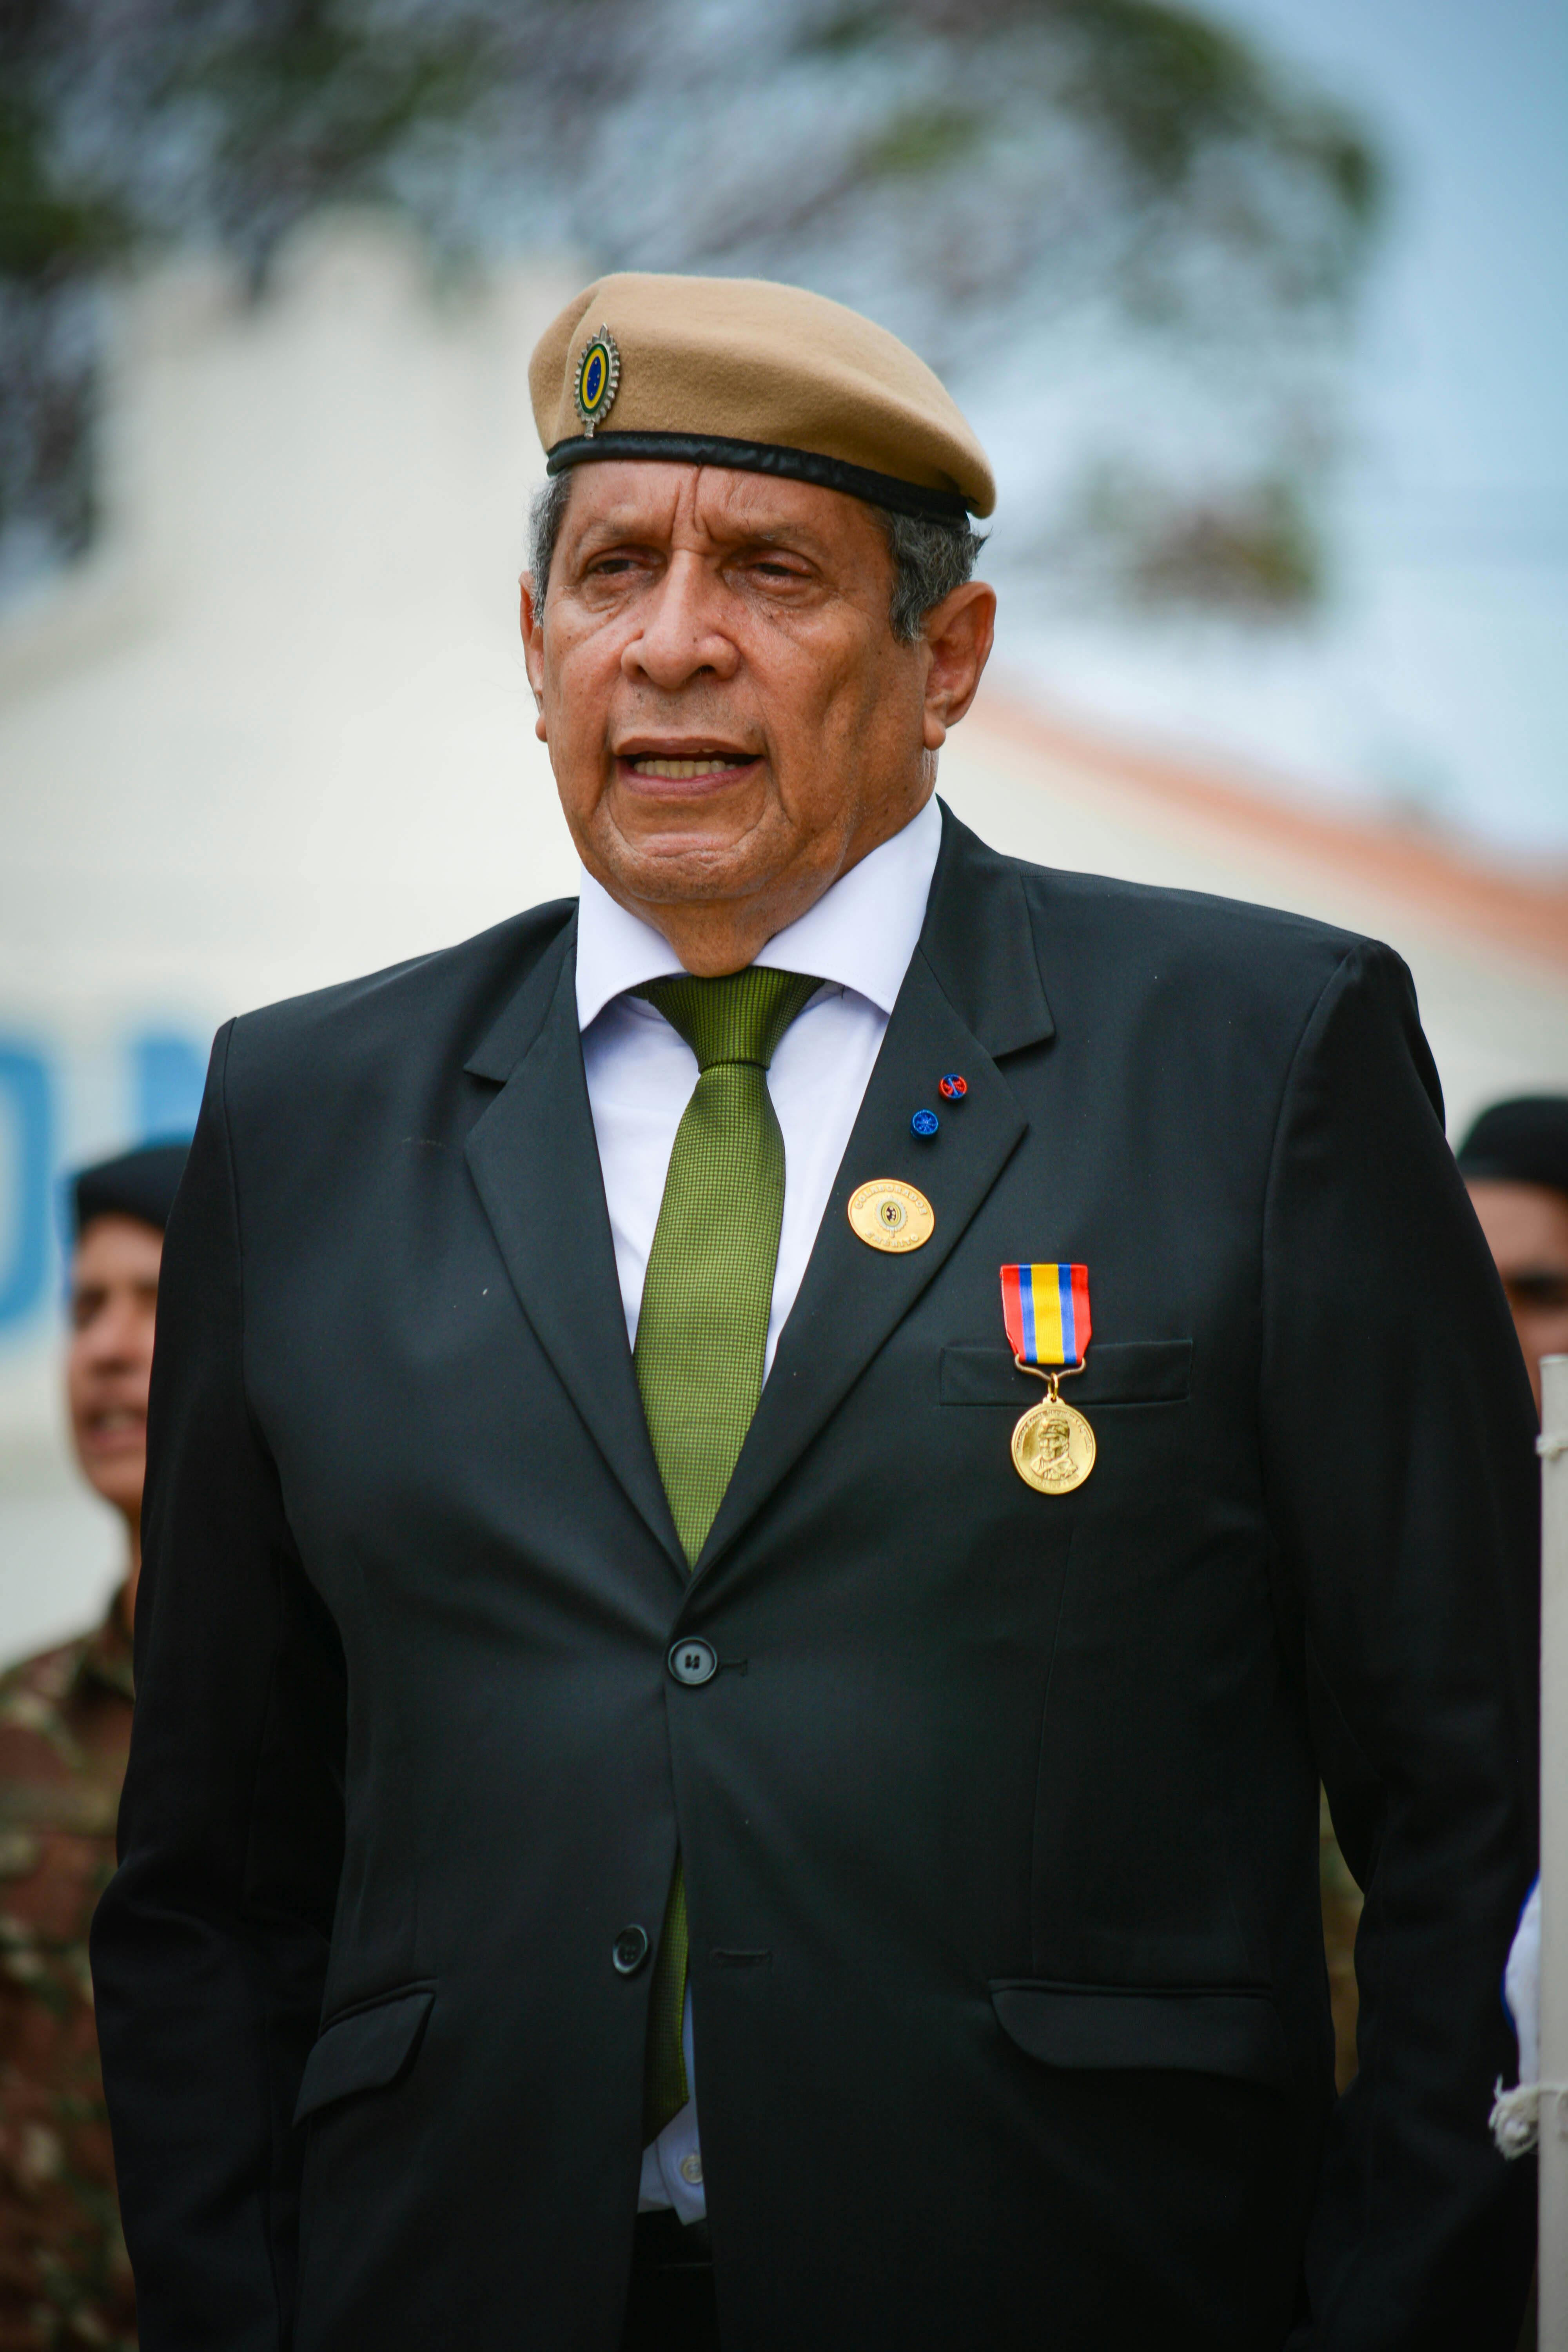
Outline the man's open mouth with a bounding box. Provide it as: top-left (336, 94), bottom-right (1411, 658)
top-left (624, 752), bottom-right (757, 779)
top-left (83, 1407), bottom-right (145, 1448)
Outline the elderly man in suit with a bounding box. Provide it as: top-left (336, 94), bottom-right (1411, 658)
top-left (92, 275), bottom-right (1537, 2352)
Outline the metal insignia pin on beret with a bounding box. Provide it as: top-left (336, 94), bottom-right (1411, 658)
top-left (574, 326), bottom-right (621, 437)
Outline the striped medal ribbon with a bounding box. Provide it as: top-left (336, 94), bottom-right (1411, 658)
top-left (999, 1263), bottom-right (1097, 1494)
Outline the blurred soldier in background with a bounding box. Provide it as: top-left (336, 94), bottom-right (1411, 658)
top-left (1457, 1096), bottom-right (1568, 1414)
top-left (1318, 1096), bottom-right (1568, 2103)
top-left (0, 1142), bottom-right (186, 2352)
top-left (1463, 1096), bottom-right (1568, 2331)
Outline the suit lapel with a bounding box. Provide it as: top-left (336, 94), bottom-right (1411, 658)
top-left (693, 809), bottom-right (1054, 1579)
top-left (463, 921), bottom-right (685, 1574)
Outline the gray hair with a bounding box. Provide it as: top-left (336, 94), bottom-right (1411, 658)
top-left (526, 470), bottom-right (982, 644)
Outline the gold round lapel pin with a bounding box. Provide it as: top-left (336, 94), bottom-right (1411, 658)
top-left (848, 1179), bottom-right (935, 1254)
top-left (1010, 1372), bottom-right (1095, 1494)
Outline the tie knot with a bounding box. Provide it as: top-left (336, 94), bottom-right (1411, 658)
top-left (637, 967), bottom-right (820, 1073)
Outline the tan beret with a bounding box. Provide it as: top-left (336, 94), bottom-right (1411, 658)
top-left (529, 272), bottom-right (994, 522)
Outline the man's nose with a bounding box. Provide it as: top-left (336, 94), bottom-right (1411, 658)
top-left (81, 1300), bottom-right (150, 1373)
top-left (622, 553), bottom-right (739, 690)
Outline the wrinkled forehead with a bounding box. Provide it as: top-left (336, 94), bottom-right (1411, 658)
top-left (552, 458), bottom-right (889, 560)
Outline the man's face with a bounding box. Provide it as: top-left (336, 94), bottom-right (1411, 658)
top-left (1466, 1178), bottom-right (1568, 1414)
top-left (67, 1214), bottom-right (163, 1520)
top-left (520, 462), bottom-right (993, 965)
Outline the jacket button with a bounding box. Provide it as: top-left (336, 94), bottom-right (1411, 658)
top-left (667, 1637), bottom-right (719, 1687)
top-left (613, 1925), bottom-right (650, 1975)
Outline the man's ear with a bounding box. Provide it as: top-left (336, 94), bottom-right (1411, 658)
top-left (519, 573), bottom-right (545, 692)
top-left (921, 580), bottom-right (996, 751)
top-left (519, 575), bottom-right (549, 740)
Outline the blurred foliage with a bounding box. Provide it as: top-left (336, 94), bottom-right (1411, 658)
top-left (1057, 460), bottom-right (1324, 615)
top-left (0, 0), bottom-right (132, 557)
top-left (0, 0), bottom-right (1385, 613)
top-left (862, 105), bottom-right (986, 180)
top-left (160, 0), bottom-right (486, 283)
top-left (0, 91), bottom-right (126, 282)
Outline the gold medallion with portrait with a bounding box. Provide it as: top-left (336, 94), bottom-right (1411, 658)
top-left (1011, 1395), bottom-right (1095, 1494)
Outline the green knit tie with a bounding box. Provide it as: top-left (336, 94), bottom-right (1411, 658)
top-left (633, 964), bottom-right (819, 2141)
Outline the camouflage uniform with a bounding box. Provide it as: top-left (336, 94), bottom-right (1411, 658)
top-left (0, 1597), bottom-right (136, 2350)
top-left (1319, 1787), bottom-right (1364, 2096)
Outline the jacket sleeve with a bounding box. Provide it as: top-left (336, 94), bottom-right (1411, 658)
top-left (91, 1023), bottom-right (346, 2352)
top-left (1260, 942), bottom-right (1538, 2346)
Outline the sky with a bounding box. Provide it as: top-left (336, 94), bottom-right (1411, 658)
top-left (992, 0), bottom-right (1568, 857)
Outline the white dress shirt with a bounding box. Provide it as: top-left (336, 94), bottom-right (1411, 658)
top-left (574, 794), bottom-right (943, 2218)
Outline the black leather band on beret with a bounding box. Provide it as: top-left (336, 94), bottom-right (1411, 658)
top-left (545, 432), bottom-right (976, 524)
top-left (1455, 1095), bottom-right (1568, 1202)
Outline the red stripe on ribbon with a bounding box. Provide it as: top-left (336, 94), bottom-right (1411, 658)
top-left (1070, 1263), bottom-right (1091, 1363)
top-left (1000, 1263), bottom-right (1026, 1359)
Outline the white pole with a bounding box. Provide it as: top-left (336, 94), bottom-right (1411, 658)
top-left (1542, 1352), bottom-right (1568, 2347)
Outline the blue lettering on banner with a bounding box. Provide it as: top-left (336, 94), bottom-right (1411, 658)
top-left (0, 1028), bottom-right (209, 1343)
top-left (133, 1031), bottom-right (209, 1142)
top-left (0, 1045), bottom-right (53, 1334)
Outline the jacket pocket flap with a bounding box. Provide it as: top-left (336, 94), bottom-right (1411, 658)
top-left (942, 1341), bottom-right (1192, 1408)
top-left (990, 1981), bottom-right (1289, 2089)
top-left (294, 1988), bottom-right (434, 2124)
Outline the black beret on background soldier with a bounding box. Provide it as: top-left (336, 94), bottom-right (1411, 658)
top-left (91, 276), bottom-right (1537, 2350)
top-left (1457, 1094), bottom-right (1568, 1414)
top-left (0, 1141), bottom-right (186, 2352)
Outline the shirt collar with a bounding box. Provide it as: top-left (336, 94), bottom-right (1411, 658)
top-left (574, 795), bottom-right (943, 1033)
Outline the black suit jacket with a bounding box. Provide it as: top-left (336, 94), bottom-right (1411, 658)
top-left (92, 808), bottom-right (1538, 2350)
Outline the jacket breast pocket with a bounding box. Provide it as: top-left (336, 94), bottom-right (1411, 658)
top-left (940, 1339), bottom-right (1192, 1408)
top-left (989, 1979), bottom-right (1289, 2090)
top-left (294, 1984), bottom-right (435, 2125)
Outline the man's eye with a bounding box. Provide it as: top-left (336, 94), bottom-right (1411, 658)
top-left (1506, 1271), bottom-right (1568, 1311)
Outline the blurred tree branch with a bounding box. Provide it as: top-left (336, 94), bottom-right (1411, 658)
top-left (0, 0), bottom-right (1385, 615)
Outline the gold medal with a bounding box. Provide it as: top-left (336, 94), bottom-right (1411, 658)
top-left (1011, 1385), bottom-right (1096, 1494)
top-left (848, 1178), bottom-right (935, 1253)
top-left (1000, 1265), bottom-right (1096, 1493)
